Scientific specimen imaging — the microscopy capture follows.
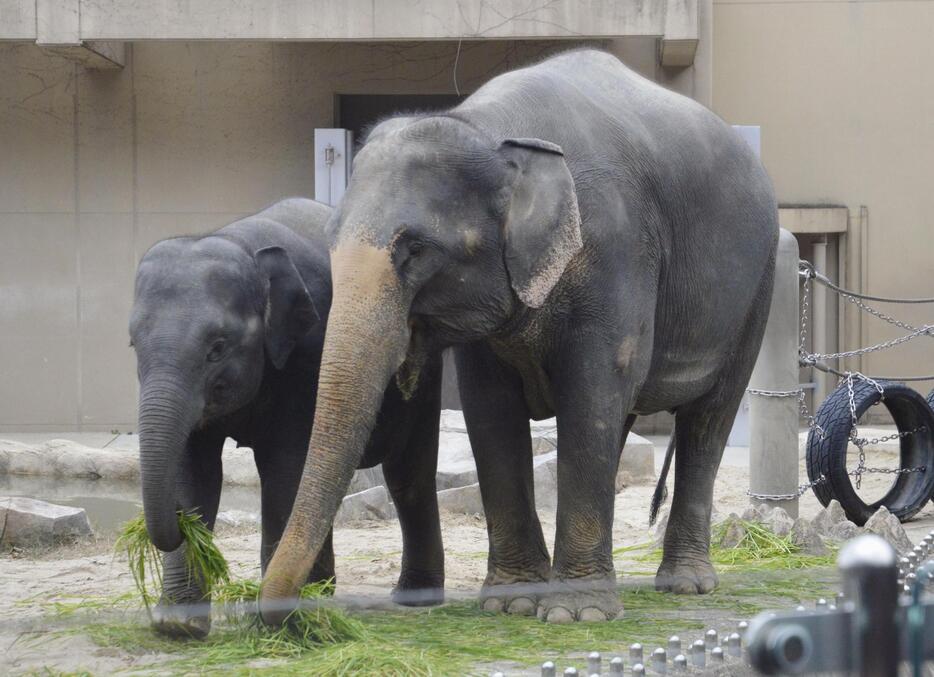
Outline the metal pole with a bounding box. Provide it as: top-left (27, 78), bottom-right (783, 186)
top-left (839, 534), bottom-right (899, 677)
top-left (749, 228), bottom-right (801, 517)
top-left (812, 237), bottom-right (829, 406)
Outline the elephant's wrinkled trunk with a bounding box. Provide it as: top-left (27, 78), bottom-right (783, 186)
top-left (260, 244), bottom-right (408, 625)
top-left (138, 375), bottom-right (195, 552)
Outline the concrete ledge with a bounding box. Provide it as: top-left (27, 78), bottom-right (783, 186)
top-left (3, 0), bottom-right (697, 42)
top-left (778, 206), bottom-right (848, 234)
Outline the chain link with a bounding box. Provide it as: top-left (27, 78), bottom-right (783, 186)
top-left (749, 263), bottom-right (930, 501)
top-left (747, 474), bottom-right (827, 502)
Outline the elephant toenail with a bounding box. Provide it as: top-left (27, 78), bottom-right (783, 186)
top-left (482, 598), bottom-right (504, 613)
top-left (578, 607), bottom-right (607, 623)
top-left (506, 597), bottom-right (536, 616)
top-left (545, 607), bottom-right (574, 624)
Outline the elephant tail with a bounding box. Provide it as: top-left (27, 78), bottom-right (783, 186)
top-left (649, 434), bottom-right (676, 526)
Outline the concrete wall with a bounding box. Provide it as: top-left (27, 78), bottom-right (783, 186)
top-left (713, 0), bottom-right (934, 383)
top-left (1, 38), bottom-right (691, 431)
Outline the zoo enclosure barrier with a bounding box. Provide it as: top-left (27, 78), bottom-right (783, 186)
top-left (745, 229), bottom-right (934, 519)
top-left (487, 529), bottom-right (934, 675)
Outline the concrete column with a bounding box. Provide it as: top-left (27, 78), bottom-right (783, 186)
top-left (812, 237), bottom-right (830, 406)
top-left (748, 229), bottom-right (800, 517)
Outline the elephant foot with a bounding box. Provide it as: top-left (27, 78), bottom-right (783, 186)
top-left (479, 565), bottom-right (550, 616)
top-left (151, 600), bottom-right (211, 640)
top-left (392, 569), bottom-right (445, 607)
top-left (655, 556), bottom-right (718, 594)
top-left (535, 576), bottom-right (622, 623)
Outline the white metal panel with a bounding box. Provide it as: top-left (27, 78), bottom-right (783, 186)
top-left (314, 129), bottom-right (353, 207)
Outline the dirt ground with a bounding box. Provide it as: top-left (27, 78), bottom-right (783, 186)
top-left (2, 459), bottom-right (932, 675)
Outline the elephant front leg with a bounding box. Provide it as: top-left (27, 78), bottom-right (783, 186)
top-left (537, 338), bottom-right (642, 624)
top-left (455, 343), bottom-right (551, 616)
top-left (152, 430), bottom-right (223, 639)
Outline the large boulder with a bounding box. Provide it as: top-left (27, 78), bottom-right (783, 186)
top-left (437, 483), bottom-right (484, 516)
top-left (863, 506), bottom-right (913, 555)
top-left (0, 496), bottom-right (93, 547)
top-left (532, 451), bottom-right (559, 510)
top-left (347, 466), bottom-right (385, 495)
top-left (616, 434), bottom-right (655, 489)
top-left (215, 510), bottom-right (260, 528)
top-left (335, 486), bottom-right (396, 525)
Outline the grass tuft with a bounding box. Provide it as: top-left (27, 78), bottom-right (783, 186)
top-left (115, 511), bottom-right (229, 610)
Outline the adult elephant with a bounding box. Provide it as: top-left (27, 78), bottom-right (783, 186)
top-left (130, 198), bottom-right (444, 638)
top-left (260, 50), bottom-right (778, 625)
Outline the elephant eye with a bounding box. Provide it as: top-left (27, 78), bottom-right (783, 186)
top-left (407, 240), bottom-right (424, 257)
top-left (206, 339), bottom-right (227, 362)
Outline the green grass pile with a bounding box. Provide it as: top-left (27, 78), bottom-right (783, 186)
top-left (115, 511), bottom-right (230, 609)
top-left (709, 519), bottom-right (836, 570)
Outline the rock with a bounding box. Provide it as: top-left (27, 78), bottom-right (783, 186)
top-left (335, 486), bottom-right (396, 525)
top-left (616, 434), bottom-right (655, 489)
top-left (863, 506), bottom-right (913, 555)
top-left (717, 514), bottom-right (749, 549)
top-left (761, 507), bottom-right (795, 537)
top-left (828, 520), bottom-right (862, 542)
top-left (812, 500), bottom-right (848, 537)
top-left (532, 451), bottom-right (558, 511)
top-left (741, 503), bottom-right (770, 522)
top-left (347, 466), bottom-right (385, 495)
top-left (215, 510), bottom-right (260, 528)
top-left (437, 483), bottom-right (484, 516)
top-left (436, 423), bottom-right (479, 491)
top-left (789, 518), bottom-right (829, 556)
top-left (0, 496), bottom-right (93, 547)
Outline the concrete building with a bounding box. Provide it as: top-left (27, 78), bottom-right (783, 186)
top-left (0, 0), bottom-right (930, 432)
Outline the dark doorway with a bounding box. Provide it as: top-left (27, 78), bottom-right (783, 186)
top-left (337, 94), bottom-right (465, 147)
top-left (337, 93), bottom-right (466, 409)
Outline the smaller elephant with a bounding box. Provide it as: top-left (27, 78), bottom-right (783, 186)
top-left (130, 198), bottom-right (444, 638)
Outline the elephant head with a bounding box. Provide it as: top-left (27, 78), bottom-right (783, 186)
top-left (259, 116), bottom-right (581, 623)
top-left (130, 236), bottom-right (324, 552)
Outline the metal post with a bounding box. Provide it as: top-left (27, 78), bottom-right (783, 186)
top-left (812, 237), bottom-right (830, 406)
top-left (749, 228), bottom-right (801, 517)
top-left (839, 534), bottom-right (899, 677)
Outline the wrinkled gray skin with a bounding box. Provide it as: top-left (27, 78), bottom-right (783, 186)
top-left (130, 199), bottom-right (444, 638)
top-left (260, 50), bottom-right (778, 625)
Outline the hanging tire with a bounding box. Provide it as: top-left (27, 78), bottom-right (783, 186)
top-left (805, 378), bottom-right (934, 525)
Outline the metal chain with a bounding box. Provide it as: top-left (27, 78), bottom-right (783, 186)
top-left (747, 474), bottom-right (827, 502)
top-left (803, 324), bottom-right (934, 364)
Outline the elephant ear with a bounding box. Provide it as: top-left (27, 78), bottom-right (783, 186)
top-left (499, 138), bottom-right (582, 309)
top-left (255, 246), bottom-right (322, 370)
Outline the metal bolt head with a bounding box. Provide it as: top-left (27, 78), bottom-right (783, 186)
top-left (564, 668), bottom-right (578, 676)
top-left (711, 647), bottom-right (724, 663)
top-left (738, 620), bottom-right (749, 636)
top-left (815, 597), bottom-right (828, 609)
top-left (541, 660), bottom-right (556, 677)
top-left (692, 640), bottom-right (706, 668)
top-left (667, 635), bottom-right (681, 656)
top-left (704, 629), bottom-right (718, 650)
top-left (587, 652), bottom-right (601, 674)
top-left (632, 663), bottom-right (645, 677)
top-left (608, 656), bottom-right (624, 676)
top-left (629, 643), bottom-right (643, 664)
top-left (672, 654), bottom-right (687, 672)
top-left (728, 632), bottom-right (742, 657)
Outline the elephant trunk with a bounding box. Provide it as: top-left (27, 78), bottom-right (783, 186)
top-left (260, 244), bottom-right (408, 625)
top-left (138, 374), bottom-right (196, 552)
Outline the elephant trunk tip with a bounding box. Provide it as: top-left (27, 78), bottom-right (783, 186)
top-left (145, 511), bottom-right (183, 553)
top-left (258, 576), bottom-right (300, 627)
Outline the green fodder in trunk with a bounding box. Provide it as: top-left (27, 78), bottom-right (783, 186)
top-left (115, 511), bottom-right (229, 610)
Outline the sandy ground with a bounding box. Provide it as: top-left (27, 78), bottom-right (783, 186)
top-left (2, 455), bottom-right (932, 675)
